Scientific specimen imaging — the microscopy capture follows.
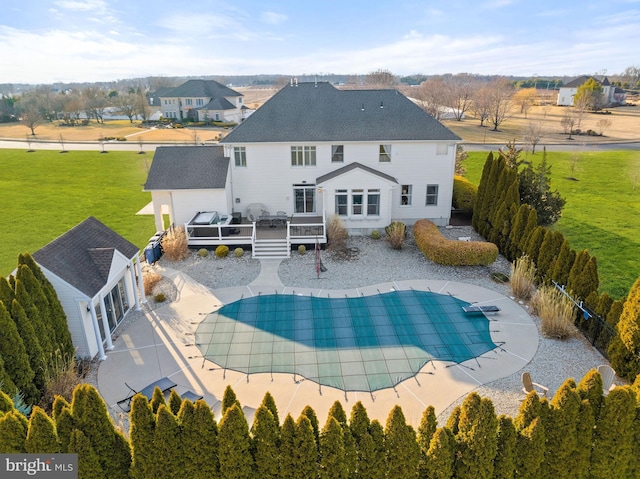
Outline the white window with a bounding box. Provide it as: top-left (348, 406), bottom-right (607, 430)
top-left (196, 98), bottom-right (204, 106)
top-left (291, 146), bottom-right (316, 166)
top-left (379, 144), bottom-right (391, 162)
top-left (335, 190), bottom-right (348, 216)
top-left (332, 145), bottom-right (344, 162)
top-left (401, 185), bottom-right (412, 206)
top-left (426, 184), bottom-right (439, 206)
top-left (185, 99), bottom-right (192, 106)
top-left (367, 190), bottom-right (380, 215)
top-left (239, 97), bottom-right (243, 104)
top-left (352, 189), bottom-right (364, 215)
top-left (234, 147), bottom-right (246, 167)
top-left (436, 143), bottom-right (448, 155)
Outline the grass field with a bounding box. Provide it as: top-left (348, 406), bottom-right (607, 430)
top-left (463, 149), bottom-right (640, 298)
top-left (0, 149), bottom-right (155, 276)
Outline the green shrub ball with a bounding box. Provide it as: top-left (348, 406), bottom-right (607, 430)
top-left (216, 245), bottom-right (230, 258)
top-left (198, 248), bottom-right (209, 257)
top-left (298, 245), bottom-right (306, 255)
top-left (234, 248), bottom-right (244, 258)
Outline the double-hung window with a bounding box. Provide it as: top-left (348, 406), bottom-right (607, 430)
top-left (367, 190), bottom-right (380, 215)
top-left (401, 185), bottom-right (412, 206)
top-left (335, 190), bottom-right (348, 215)
top-left (291, 146), bottom-right (316, 166)
top-left (426, 184), bottom-right (439, 206)
top-left (352, 190), bottom-right (364, 215)
top-left (234, 147), bottom-right (246, 167)
top-left (379, 144), bottom-right (391, 162)
top-left (332, 145), bottom-right (344, 162)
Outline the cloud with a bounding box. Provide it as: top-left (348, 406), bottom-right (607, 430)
top-left (482, 0), bottom-right (515, 9)
top-left (54, 0), bottom-right (109, 13)
top-left (261, 11), bottom-right (287, 25)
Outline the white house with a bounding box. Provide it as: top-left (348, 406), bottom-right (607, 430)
top-left (144, 82), bottom-right (461, 257)
top-left (557, 76), bottom-right (617, 107)
top-left (158, 79), bottom-right (250, 123)
top-left (32, 217), bottom-right (146, 359)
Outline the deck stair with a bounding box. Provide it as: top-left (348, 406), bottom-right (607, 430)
top-left (252, 238), bottom-right (290, 259)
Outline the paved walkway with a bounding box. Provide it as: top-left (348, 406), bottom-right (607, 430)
top-left (97, 260), bottom-right (536, 426)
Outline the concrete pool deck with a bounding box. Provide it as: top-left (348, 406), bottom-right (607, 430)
top-left (97, 260), bottom-right (537, 427)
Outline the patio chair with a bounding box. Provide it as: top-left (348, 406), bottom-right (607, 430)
top-left (521, 372), bottom-right (548, 397)
top-left (180, 390), bottom-right (204, 402)
top-left (117, 376), bottom-right (177, 412)
top-left (597, 364), bottom-right (616, 395)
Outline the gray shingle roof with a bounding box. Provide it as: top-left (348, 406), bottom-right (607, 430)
top-left (200, 97), bottom-right (237, 111)
top-left (562, 76), bottom-right (609, 88)
top-left (221, 82), bottom-right (461, 143)
top-left (317, 162), bottom-right (398, 184)
top-left (160, 79), bottom-right (241, 99)
top-left (144, 146), bottom-right (229, 190)
top-left (33, 217), bottom-right (139, 298)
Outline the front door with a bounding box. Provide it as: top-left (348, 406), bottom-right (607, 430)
top-left (294, 184), bottom-right (316, 214)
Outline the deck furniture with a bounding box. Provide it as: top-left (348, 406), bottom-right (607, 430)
top-left (117, 376), bottom-right (177, 412)
top-left (521, 372), bottom-right (548, 397)
top-left (462, 305), bottom-right (500, 313)
top-left (597, 364), bottom-right (616, 395)
top-left (180, 390), bottom-right (204, 402)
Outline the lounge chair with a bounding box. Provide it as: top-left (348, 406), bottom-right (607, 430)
top-left (597, 364), bottom-right (616, 395)
top-left (521, 372), bottom-right (548, 397)
top-left (181, 390), bottom-right (204, 402)
top-left (117, 376), bottom-right (177, 412)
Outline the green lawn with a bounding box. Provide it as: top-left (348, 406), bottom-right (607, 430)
top-left (0, 149), bottom-right (156, 276)
top-left (464, 149), bottom-right (640, 298)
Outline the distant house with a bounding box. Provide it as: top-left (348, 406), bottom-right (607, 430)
top-left (32, 217), bottom-right (145, 359)
top-left (157, 79), bottom-right (251, 123)
top-left (144, 82), bottom-right (461, 257)
top-left (556, 76), bottom-right (621, 107)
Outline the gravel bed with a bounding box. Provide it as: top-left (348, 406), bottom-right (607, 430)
top-left (113, 225), bottom-right (613, 421)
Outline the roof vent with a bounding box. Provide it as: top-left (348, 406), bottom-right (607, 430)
top-left (361, 103), bottom-right (365, 111)
top-left (380, 101), bottom-right (384, 109)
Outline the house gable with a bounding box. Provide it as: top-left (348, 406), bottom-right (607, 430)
top-left (144, 146), bottom-right (229, 190)
top-left (317, 162), bottom-right (398, 185)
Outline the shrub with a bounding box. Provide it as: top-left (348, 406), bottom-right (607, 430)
top-left (215, 245), bottom-right (230, 258)
top-left (371, 230), bottom-right (381, 240)
top-left (154, 293), bottom-right (166, 303)
top-left (530, 285), bottom-right (575, 339)
top-left (234, 248), bottom-right (244, 258)
top-left (510, 255), bottom-right (536, 301)
top-left (453, 175), bottom-right (477, 211)
top-left (414, 219), bottom-right (498, 266)
top-left (161, 226), bottom-right (189, 261)
top-left (385, 222), bottom-right (406, 250)
top-left (143, 272), bottom-right (161, 296)
top-left (198, 248), bottom-right (209, 257)
top-left (327, 215), bottom-right (348, 252)
top-left (298, 245), bottom-right (306, 255)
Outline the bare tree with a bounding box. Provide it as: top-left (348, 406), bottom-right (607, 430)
top-left (82, 87), bottom-right (109, 123)
top-left (113, 91), bottom-right (139, 123)
top-left (561, 110), bottom-right (576, 139)
top-left (61, 91), bottom-right (84, 124)
top-left (523, 121), bottom-right (545, 154)
top-left (512, 87), bottom-right (538, 119)
top-left (486, 79), bottom-right (514, 131)
top-left (471, 84), bottom-right (492, 127)
top-left (595, 118), bottom-right (612, 136)
top-left (364, 69), bottom-right (396, 87)
top-left (415, 77), bottom-right (448, 119)
top-left (136, 88), bottom-right (151, 122)
top-left (619, 65), bottom-right (640, 89)
top-left (448, 74), bottom-right (478, 121)
top-left (16, 93), bottom-right (43, 135)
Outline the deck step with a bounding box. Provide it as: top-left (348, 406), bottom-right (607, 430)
top-left (252, 238), bottom-right (290, 259)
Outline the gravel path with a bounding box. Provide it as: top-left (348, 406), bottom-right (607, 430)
top-left (147, 225), bottom-right (615, 421)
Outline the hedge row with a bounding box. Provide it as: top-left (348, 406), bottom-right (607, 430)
top-left (452, 175), bottom-right (477, 211)
top-left (414, 219), bottom-right (498, 266)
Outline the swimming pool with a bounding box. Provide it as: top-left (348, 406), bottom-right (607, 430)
top-left (195, 289), bottom-right (497, 392)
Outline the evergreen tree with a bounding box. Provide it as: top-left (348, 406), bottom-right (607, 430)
top-left (472, 152), bottom-right (495, 234)
top-left (260, 391), bottom-right (279, 426)
top-left (10, 299), bottom-right (46, 393)
top-left (14, 276), bottom-right (54, 362)
top-left (25, 406), bottom-right (60, 453)
top-left (349, 401), bottom-right (372, 478)
top-left (517, 149), bottom-right (565, 226)
top-left (0, 388), bottom-right (14, 413)
top-left (279, 414), bottom-right (297, 479)
top-left (577, 368), bottom-right (605, 422)
top-left (606, 299), bottom-right (625, 327)
top-left (567, 250), bottom-right (599, 300)
top-left (524, 226), bottom-right (546, 265)
top-left (0, 352), bottom-right (18, 397)
top-left (454, 393), bottom-right (498, 479)
top-left (418, 405), bottom-right (437, 459)
top-left (149, 386), bottom-right (166, 414)
top-left (446, 406), bottom-right (461, 435)
top-left (301, 405), bottom-right (320, 446)
top-left (589, 387), bottom-right (636, 478)
top-left (18, 254), bottom-right (75, 360)
top-left (328, 400), bottom-right (355, 475)
top-left (0, 276), bottom-right (15, 307)
top-left (54, 406), bottom-right (75, 453)
top-left (218, 403), bottom-right (253, 478)
top-left (550, 240), bottom-right (576, 286)
top-left (493, 416), bottom-right (516, 479)
top-left (574, 400), bottom-right (594, 479)
top-left (319, 416), bottom-right (347, 479)
top-left (177, 399), bottom-right (219, 478)
top-left (514, 417), bottom-right (545, 478)
top-left (385, 405), bottom-right (420, 478)
top-left (515, 392), bottom-right (545, 431)
top-left (423, 427), bottom-right (456, 479)
top-left (168, 389), bottom-right (182, 415)
top-left (518, 207), bottom-right (539, 255)
top-left (365, 420), bottom-right (387, 479)
top-left (68, 429), bottom-right (106, 479)
top-left (153, 404), bottom-right (183, 477)
top-left (71, 384), bottom-right (131, 479)
top-left (544, 379), bottom-right (580, 479)
top-left (295, 414), bottom-right (318, 478)
top-left (0, 301), bottom-right (38, 403)
top-left (507, 204), bottom-right (531, 261)
top-left (0, 409), bottom-right (28, 452)
top-left (536, 230), bottom-right (564, 280)
top-left (328, 400), bottom-right (348, 425)
top-left (349, 401), bottom-right (371, 443)
top-left (221, 385), bottom-right (241, 416)
top-left (616, 277), bottom-right (640, 359)
top-left (251, 405), bottom-right (279, 479)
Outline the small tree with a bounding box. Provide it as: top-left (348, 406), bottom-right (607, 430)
top-left (518, 149), bottom-right (566, 226)
top-left (384, 406), bottom-right (420, 478)
top-left (423, 427), bottom-right (456, 479)
top-left (251, 405), bottom-right (279, 479)
top-left (218, 403), bottom-right (253, 478)
top-left (319, 416), bottom-right (347, 479)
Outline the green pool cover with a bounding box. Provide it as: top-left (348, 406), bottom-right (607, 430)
top-left (195, 290), bottom-right (497, 392)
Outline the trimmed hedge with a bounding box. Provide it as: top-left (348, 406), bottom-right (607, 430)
top-left (414, 219), bottom-right (498, 266)
top-left (453, 175), bottom-right (477, 211)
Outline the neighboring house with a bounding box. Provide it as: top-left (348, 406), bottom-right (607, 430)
top-left (158, 79), bottom-right (250, 123)
top-left (144, 82), bottom-right (461, 257)
top-left (556, 76), bottom-right (619, 107)
top-left (32, 217), bottom-right (146, 359)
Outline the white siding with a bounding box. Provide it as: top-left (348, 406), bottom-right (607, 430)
top-left (151, 189), bottom-right (231, 228)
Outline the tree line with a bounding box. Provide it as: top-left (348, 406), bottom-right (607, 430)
top-left (1, 371), bottom-right (639, 478)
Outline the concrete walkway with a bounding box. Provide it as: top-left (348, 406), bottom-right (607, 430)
top-left (97, 260), bottom-right (537, 427)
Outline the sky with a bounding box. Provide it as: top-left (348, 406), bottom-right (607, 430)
top-left (1, 0), bottom-right (639, 84)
